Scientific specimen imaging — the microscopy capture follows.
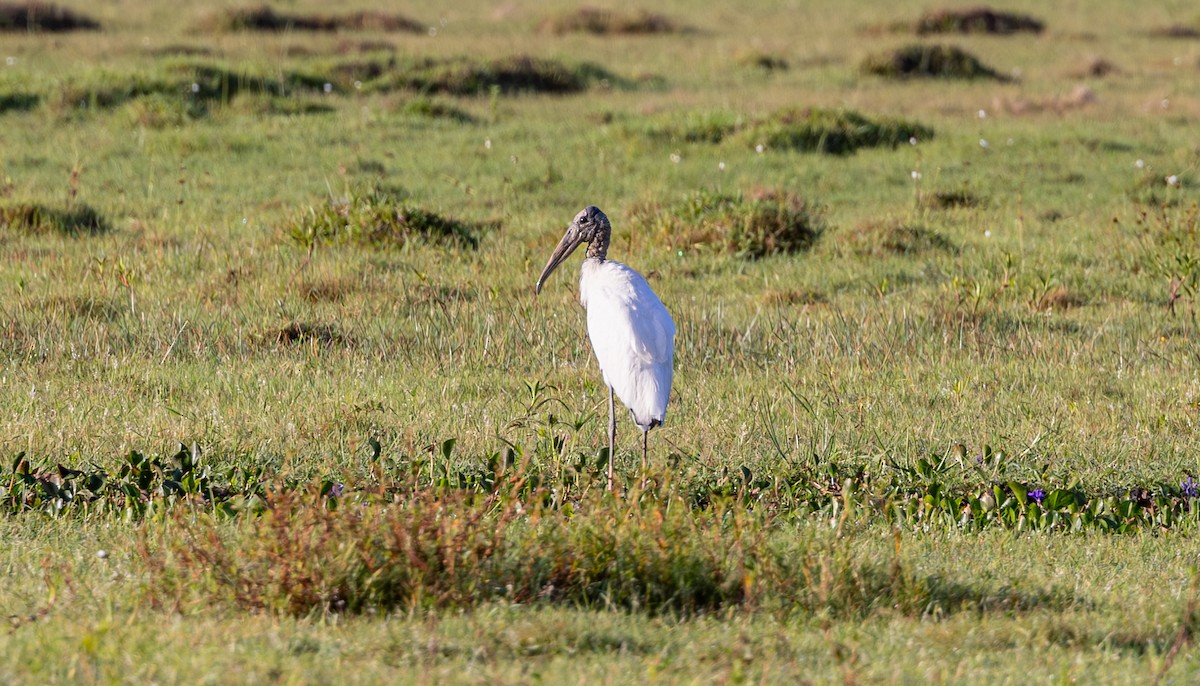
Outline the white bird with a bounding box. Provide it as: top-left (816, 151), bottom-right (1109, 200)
top-left (535, 206), bottom-right (676, 490)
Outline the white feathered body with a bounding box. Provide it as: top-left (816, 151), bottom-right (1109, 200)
top-left (578, 258), bottom-right (675, 431)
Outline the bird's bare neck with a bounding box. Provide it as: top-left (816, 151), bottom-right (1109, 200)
top-left (586, 228), bottom-right (609, 261)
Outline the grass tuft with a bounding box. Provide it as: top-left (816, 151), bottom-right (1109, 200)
top-left (861, 44), bottom-right (1004, 80)
top-left (643, 107), bottom-right (932, 155)
top-left (0, 201), bottom-right (109, 235)
top-left (841, 219), bottom-right (954, 256)
top-left (399, 96), bottom-right (475, 123)
top-left (921, 189), bottom-right (985, 210)
top-left (913, 7), bottom-right (1044, 35)
top-left (539, 7), bottom-right (681, 35)
top-left (286, 185), bottom-right (491, 251)
top-left (202, 5), bottom-right (423, 33)
top-left (742, 107), bottom-right (933, 155)
top-left (0, 1), bottom-right (99, 32)
top-left (630, 189), bottom-right (822, 258)
top-left (0, 90), bottom-right (39, 113)
top-left (271, 322), bottom-right (348, 347)
top-left (365, 55), bottom-right (618, 95)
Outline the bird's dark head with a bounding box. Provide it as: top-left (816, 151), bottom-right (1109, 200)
top-left (535, 205), bottom-right (612, 295)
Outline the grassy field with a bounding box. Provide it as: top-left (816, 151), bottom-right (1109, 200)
top-left (2, 0), bottom-right (1200, 682)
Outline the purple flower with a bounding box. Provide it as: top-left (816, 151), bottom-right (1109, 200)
top-left (1182, 477), bottom-right (1198, 499)
top-left (1028, 488), bottom-right (1046, 504)
top-left (330, 482), bottom-right (345, 498)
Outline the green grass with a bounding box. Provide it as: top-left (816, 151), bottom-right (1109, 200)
top-left (2, 0), bottom-right (1200, 682)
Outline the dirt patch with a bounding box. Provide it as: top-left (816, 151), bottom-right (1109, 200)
top-left (862, 44), bottom-right (1005, 80)
top-left (0, 2), bottom-right (99, 32)
top-left (914, 7), bottom-right (1043, 35)
top-left (204, 5), bottom-right (423, 33)
top-left (539, 7), bottom-right (681, 35)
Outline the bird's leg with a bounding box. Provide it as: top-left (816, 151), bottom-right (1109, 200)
top-left (607, 385), bottom-right (616, 492)
top-left (641, 430), bottom-right (648, 475)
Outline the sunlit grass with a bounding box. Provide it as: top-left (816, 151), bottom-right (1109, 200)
top-left (2, 0), bottom-right (1200, 681)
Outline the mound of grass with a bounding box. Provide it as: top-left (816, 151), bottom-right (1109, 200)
top-left (287, 186), bottom-right (490, 251)
top-left (271, 322), bottom-right (347, 347)
top-left (399, 96), bottom-right (474, 123)
top-left (539, 7), bottom-right (680, 35)
top-left (0, 91), bottom-right (39, 113)
top-left (741, 107), bottom-right (933, 155)
top-left (643, 110), bottom-right (744, 144)
top-left (921, 189), bottom-right (985, 210)
top-left (630, 189), bottom-right (822, 258)
top-left (1148, 24), bottom-right (1200, 39)
top-left (0, 201), bottom-right (109, 235)
top-left (0, 1), bottom-right (99, 32)
top-left (204, 5), bottom-right (423, 33)
top-left (365, 55), bottom-right (616, 95)
top-left (644, 107), bottom-right (932, 155)
top-left (913, 7), bottom-right (1043, 35)
top-left (48, 62), bottom-right (336, 117)
top-left (841, 219), bottom-right (954, 256)
top-left (862, 44), bottom-right (1004, 80)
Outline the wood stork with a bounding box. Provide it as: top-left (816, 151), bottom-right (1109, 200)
top-left (535, 206), bottom-right (676, 490)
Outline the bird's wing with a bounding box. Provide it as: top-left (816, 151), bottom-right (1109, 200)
top-left (582, 261), bottom-right (675, 428)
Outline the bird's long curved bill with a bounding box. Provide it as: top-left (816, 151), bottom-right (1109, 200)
top-left (535, 228), bottom-right (583, 295)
